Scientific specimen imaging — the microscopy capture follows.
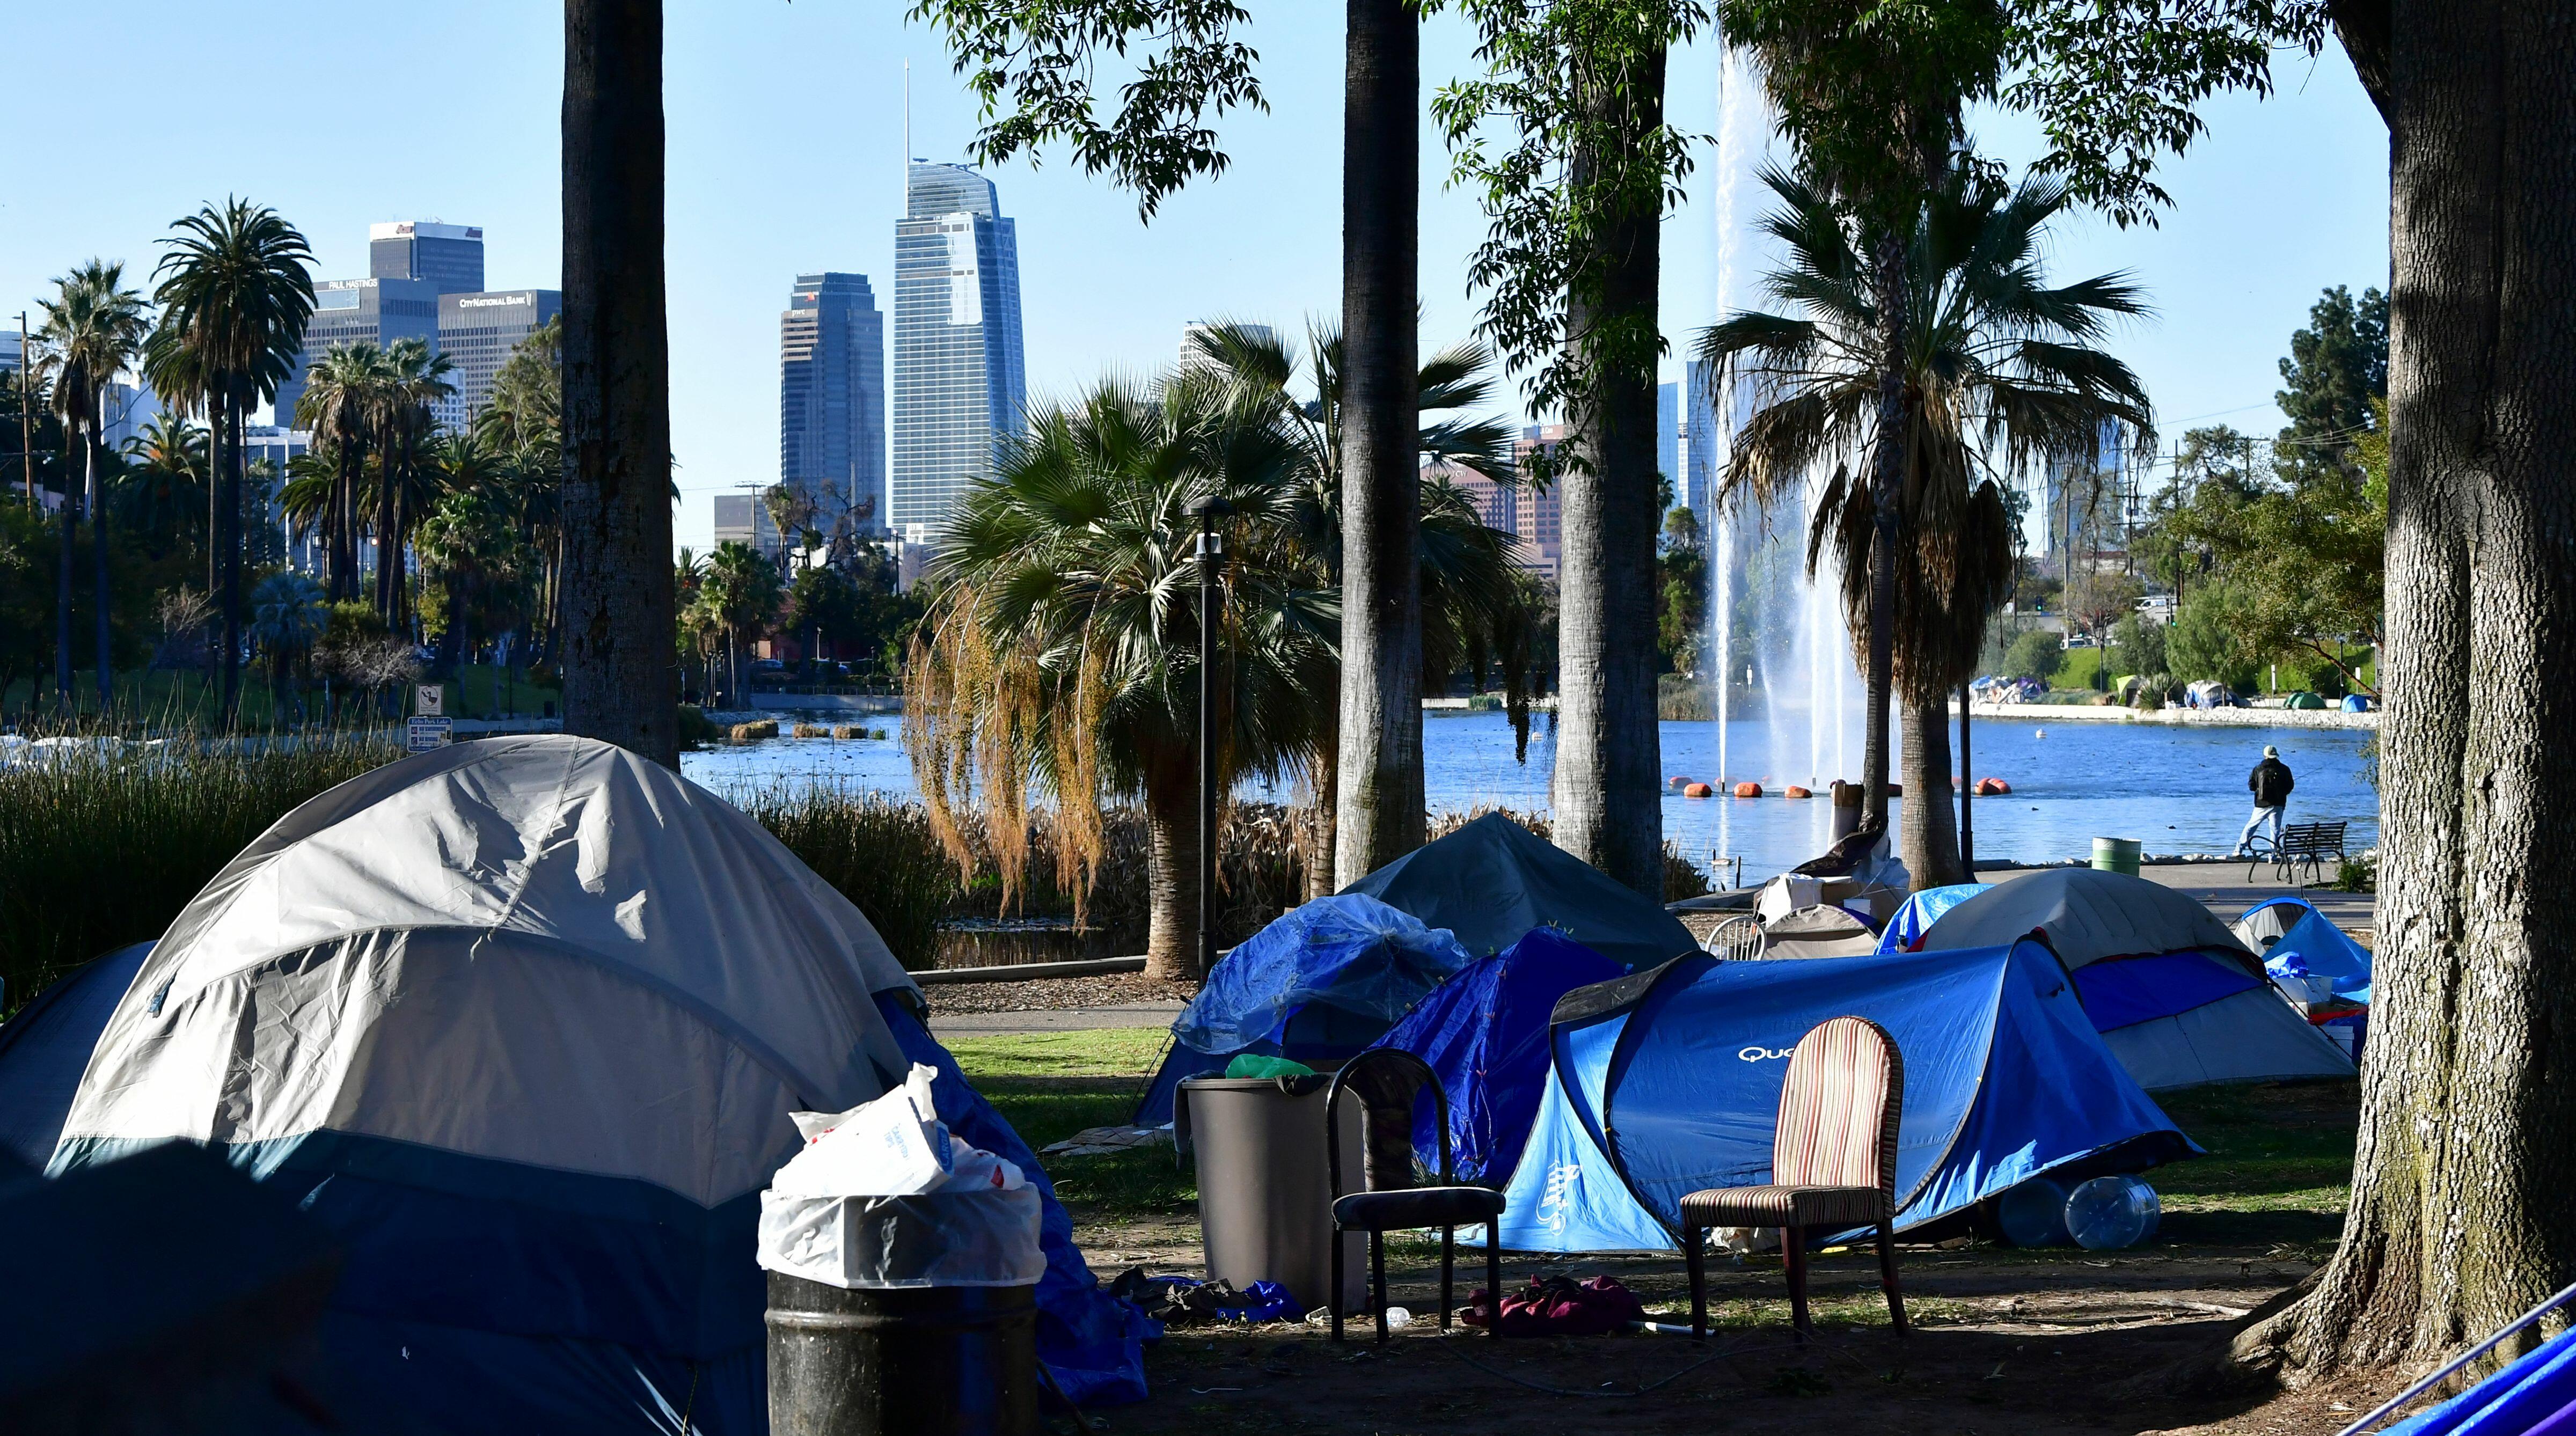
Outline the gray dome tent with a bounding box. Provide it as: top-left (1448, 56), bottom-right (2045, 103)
top-left (1917, 869), bottom-right (2351, 1090)
top-left (1342, 812), bottom-right (1699, 971)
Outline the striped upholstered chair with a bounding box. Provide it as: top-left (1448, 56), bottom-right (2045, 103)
top-left (1678, 1015), bottom-right (1909, 1341)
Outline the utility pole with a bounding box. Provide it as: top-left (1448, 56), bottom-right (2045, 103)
top-left (1189, 495), bottom-right (1232, 979)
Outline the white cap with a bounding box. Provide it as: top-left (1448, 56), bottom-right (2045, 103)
top-left (2263, 745), bottom-right (2280, 758)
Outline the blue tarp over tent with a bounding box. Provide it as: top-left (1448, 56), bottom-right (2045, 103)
top-left (1342, 812), bottom-right (1699, 971)
top-left (1878, 884), bottom-right (1993, 954)
top-left (1133, 895), bottom-right (1473, 1126)
top-left (2383, 1324), bottom-right (2576, 1435)
top-left (2262, 909), bottom-right (2374, 1005)
top-left (1375, 928), bottom-right (1625, 1183)
top-left (1488, 942), bottom-right (2194, 1252)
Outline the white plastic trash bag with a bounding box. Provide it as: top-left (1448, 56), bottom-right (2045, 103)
top-left (758, 1188), bottom-right (1048, 1289)
top-left (771, 1064), bottom-right (1027, 1198)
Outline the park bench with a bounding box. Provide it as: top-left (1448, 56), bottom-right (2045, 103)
top-left (2250, 820), bottom-right (2348, 886)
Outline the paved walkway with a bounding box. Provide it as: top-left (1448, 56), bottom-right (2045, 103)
top-left (928, 1002), bottom-right (1185, 1037)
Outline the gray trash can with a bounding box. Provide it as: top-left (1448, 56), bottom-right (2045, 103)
top-left (1177, 1074), bottom-right (1370, 1314)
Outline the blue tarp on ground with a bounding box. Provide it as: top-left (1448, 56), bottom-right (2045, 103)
top-left (1487, 942), bottom-right (2195, 1252)
top-left (1133, 895), bottom-right (1474, 1127)
top-left (1878, 884), bottom-right (1994, 953)
top-left (1342, 812), bottom-right (1699, 971)
top-left (1375, 928), bottom-right (1626, 1184)
top-left (2384, 1324), bottom-right (2576, 1435)
top-left (0, 943), bottom-right (149, 1170)
top-left (2263, 908), bottom-right (2375, 1005)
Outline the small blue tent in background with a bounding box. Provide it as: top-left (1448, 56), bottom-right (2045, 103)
top-left (1877, 884), bottom-right (1992, 954)
top-left (1132, 895), bottom-right (1473, 1126)
top-left (1488, 943), bottom-right (2194, 1253)
top-left (1342, 812), bottom-right (1699, 970)
top-left (1375, 928), bottom-right (1625, 1183)
top-left (2262, 908), bottom-right (2374, 1005)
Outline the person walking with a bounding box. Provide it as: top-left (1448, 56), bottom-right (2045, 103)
top-left (2234, 744), bottom-right (2295, 856)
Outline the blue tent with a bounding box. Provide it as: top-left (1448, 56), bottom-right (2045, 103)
top-left (0, 943), bottom-right (150, 1170)
top-left (1488, 942), bottom-right (2194, 1252)
top-left (1375, 928), bottom-right (1625, 1183)
top-left (1343, 812), bottom-right (1699, 971)
top-left (2383, 1324), bottom-right (2576, 1434)
top-left (2263, 907), bottom-right (2374, 1005)
top-left (1877, 884), bottom-right (1993, 954)
top-left (1133, 895), bottom-right (1473, 1126)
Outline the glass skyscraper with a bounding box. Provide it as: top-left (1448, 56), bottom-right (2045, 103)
top-left (781, 272), bottom-right (887, 537)
top-left (370, 221), bottom-right (486, 295)
top-left (890, 162), bottom-right (1026, 543)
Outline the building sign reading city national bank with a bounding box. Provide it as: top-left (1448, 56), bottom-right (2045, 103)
top-left (458, 292), bottom-right (534, 309)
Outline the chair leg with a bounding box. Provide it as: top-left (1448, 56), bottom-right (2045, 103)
top-left (1440, 1226), bottom-right (1455, 1331)
top-left (1784, 1223), bottom-right (1810, 1341)
top-left (1876, 1218), bottom-right (1909, 1336)
top-left (1485, 1221), bottom-right (1502, 1339)
top-left (1330, 1222), bottom-right (1346, 1344)
top-left (1372, 1230), bottom-right (1389, 1344)
top-left (1684, 1224), bottom-right (1708, 1341)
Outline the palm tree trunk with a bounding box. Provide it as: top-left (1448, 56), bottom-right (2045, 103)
top-left (1549, 40), bottom-right (1668, 898)
top-left (1330, 0), bottom-right (1425, 888)
top-left (1897, 692), bottom-right (1965, 886)
top-left (90, 411), bottom-right (112, 712)
top-left (1861, 233), bottom-right (1907, 832)
top-left (1142, 757), bottom-right (1203, 982)
top-left (221, 392), bottom-right (244, 724)
top-left (55, 425), bottom-right (76, 709)
top-left (1306, 690), bottom-right (1341, 902)
top-left (559, 0), bottom-right (680, 768)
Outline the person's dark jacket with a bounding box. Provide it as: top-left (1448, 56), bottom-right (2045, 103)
top-left (2250, 757), bottom-right (2295, 808)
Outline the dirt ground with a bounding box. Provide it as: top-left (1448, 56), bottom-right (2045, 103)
top-left (1061, 1217), bottom-right (2411, 1435)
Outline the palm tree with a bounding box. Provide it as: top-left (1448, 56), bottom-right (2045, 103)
top-left (909, 376), bottom-right (1336, 980)
top-left (147, 198), bottom-right (317, 722)
top-left (293, 342), bottom-right (389, 604)
top-left (1189, 323), bottom-right (1527, 895)
top-left (699, 540), bottom-right (780, 707)
top-left (250, 570), bottom-right (328, 720)
top-left (35, 260), bottom-right (152, 712)
top-left (415, 489), bottom-right (515, 679)
top-left (1699, 165), bottom-right (2151, 884)
top-left (561, 0), bottom-right (678, 767)
top-left (374, 337), bottom-right (456, 627)
top-left (119, 412), bottom-right (210, 544)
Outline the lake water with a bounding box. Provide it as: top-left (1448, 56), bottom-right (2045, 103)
top-left (680, 713), bottom-right (2379, 884)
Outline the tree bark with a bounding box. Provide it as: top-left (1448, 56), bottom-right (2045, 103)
top-left (1897, 693), bottom-right (1965, 887)
top-left (90, 413), bottom-right (111, 710)
top-left (221, 392), bottom-right (244, 724)
top-left (1306, 726), bottom-right (1340, 902)
top-left (54, 425), bottom-right (75, 709)
top-left (1142, 761), bottom-right (1203, 983)
top-left (2237, 0), bottom-right (2576, 1379)
top-left (1331, 0), bottom-right (1425, 886)
top-left (1549, 41), bottom-right (1667, 898)
top-left (1861, 233), bottom-right (1907, 831)
top-left (560, 0), bottom-right (679, 768)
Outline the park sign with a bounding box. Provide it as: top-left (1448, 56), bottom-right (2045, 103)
top-left (415, 685), bottom-right (444, 716)
top-left (407, 716), bottom-right (453, 754)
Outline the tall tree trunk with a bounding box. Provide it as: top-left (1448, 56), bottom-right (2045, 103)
top-left (1548, 41), bottom-right (1667, 898)
top-left (560, 0), bottom-right (679, 768)
top-left (54, 425), bottom-right (75, 709)
top-left (221, 393), bottom-right (244, 724)
top-left (90, 415), bottom-right (111, 712)
top-left (1861, 233), bottom-right (1907, 832)
top-left (1331, 0), bottom-right (1424, 887)
top-left (204, 402), bottom-right (225, 712)
top-left (1141, 759), bottom-right (1202, 983)
top-left (1897, 693), bottom-right (1965, 887)
top-left (2237, 0), bottom-right (2576, 1379)
top-left (1306, 707), bottom-right (1341, 902)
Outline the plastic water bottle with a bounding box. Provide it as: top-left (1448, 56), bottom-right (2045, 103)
top-left (1994, 1178), bottom-right (2071, 1247)
top-left (2065, 1176), bottom-right (2162, 1250)
top-left (1383, 1306), bottom-right (1414, 1330)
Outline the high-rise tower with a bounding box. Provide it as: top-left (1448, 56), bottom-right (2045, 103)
top-left (889, 162), bottom-right (1026, 543)
top-left (781, 273), bottom-right (887, 538)
top-left (369, 221), bottom-right (486, 295)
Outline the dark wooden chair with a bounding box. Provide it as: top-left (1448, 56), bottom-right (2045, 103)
top-left (1324, 1048), bottom-right (1505, 1344)
top-left (1677, 1015), bottom-right (1909, 1342)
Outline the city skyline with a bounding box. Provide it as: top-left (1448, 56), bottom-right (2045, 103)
top-left (889, 160), bottom-right (1026, 544)
top-left (779, 272), bottom-right (887, 541)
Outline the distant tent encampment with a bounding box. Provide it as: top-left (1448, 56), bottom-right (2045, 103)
top-left (1132, 895), bottom-right (1473, 1127)
top-left (1487, 943), bottom-right (2194, 1254)
top-left (1342, 812), bottom-right (1699, 971)
top-left (1375, 928), bottom-right (1625, 1184)
top-left (1916, 869), bottom-right (2352, 1090)
top-left (43, 735), bottom-right (1148, 1428)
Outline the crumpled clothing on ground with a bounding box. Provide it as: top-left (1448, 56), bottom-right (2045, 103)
top-left (1459, 1274), bottom-right (1647, 1336)
top-left (1109, 1269), bottom-right (1307, 1327)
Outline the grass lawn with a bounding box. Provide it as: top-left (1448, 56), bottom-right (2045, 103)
top-left (950, 1028), bottom-right (1196, 1218)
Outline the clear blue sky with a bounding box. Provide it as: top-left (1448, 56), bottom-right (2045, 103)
top-left (0, 4), bottom-right (2387, 555)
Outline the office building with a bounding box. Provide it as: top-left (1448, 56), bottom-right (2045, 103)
top-left (437, 288), bottom-right (561, 432)
top-left (0, 329), bottom-right (20, 376)
top-left (371, 221), bottom-right (486, 295)
top-left (1509, 425), bottom-right (1568, 580)
top-left (890, 162), bottom-right (1027, 543)
top-left (1656, 381), bottom-right (1679, 498)
top-left (780, 273), bottom-right (887, 536)
top-left (1179, 320), bottom-right (1276, 376)
top-left (241, 424), bottom-right (312, 573)
top-left (271, 276), bottom-right (441, 425)
top-left (713, 492), bottom-right (783, 561)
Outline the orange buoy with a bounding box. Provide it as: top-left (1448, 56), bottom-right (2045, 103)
top-left (1732, 781), bottom-right (1763, 798)
top-left (1683, 781), bottom-right (1715, 798)
top-left (1667, 775), bottom-right (1693, 790)
top-left (1976, 776), bottom-right (2012, 796)
top-left (1784, 785), bottom-right (1813, 800)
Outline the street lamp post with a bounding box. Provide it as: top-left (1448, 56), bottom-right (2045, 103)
top-left (1188, 495), bottom-right (1233, 978)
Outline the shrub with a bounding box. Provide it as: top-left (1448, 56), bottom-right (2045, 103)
top-left (2001, 628), bottom-right (2063, 684)
top-left (729, 719), bottom-right (779, 742)
top-left (792, 723), bottom-right (826, 739)
top-left (2109, 613), bottom-right (2167, 682)
top-left (674, 704), bottom-right (721, 750)
top-left (729, 785), bottom-right (961, 970)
